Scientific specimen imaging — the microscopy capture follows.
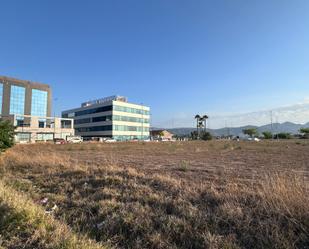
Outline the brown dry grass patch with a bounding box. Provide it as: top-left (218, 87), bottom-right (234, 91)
top-left (0, 141), bottom-right (308, 249)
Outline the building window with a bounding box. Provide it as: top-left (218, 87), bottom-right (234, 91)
top-left (36, 133), bottom-right (53, 141)
top-left (17, 120), bottom-right (24, 127)
top-left (92, 115), bottom-right (112, 122)
top-left (61, 120), bottom-right (72, 129)
top-left (31, 89), bottom-right (48, 117)
top-left (74, 118), bottom-right (91, 125)
top-left (16, 133), bottom-right (31, 142)
top-left (38, 121), bottom-right (45, 128)
top-left (0, 83), bottom-right (3, 114)
top-left (10, 85), bottom-right (26, 117)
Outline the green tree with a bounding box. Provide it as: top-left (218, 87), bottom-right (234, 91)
top-left (299, 128), bottom-right (309, 139)
top-left (300, 128), bottom-right (309, 134)
top-left (274, 133), bottom-right (292, 139)
top-left (200, 131), bottom-right (212, 141)
top-left (190, 131), bottom-right (198, 140)
top-left (262, 131), bottom-right (272, 139)
top-left (243, 128), bottom-right (258, 138)
top-left (0, 120), bottom-right (15, 151)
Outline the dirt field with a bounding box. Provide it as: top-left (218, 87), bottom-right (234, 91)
top-left (1, 140), bottom-right (308, 249)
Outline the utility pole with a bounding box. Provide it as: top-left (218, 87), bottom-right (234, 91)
top-left (270, 110), bottom-right (273, 139)
top-left (141, 103), bottom-right (143, 141)
top-left (53, 98), bottom-right (58, 139)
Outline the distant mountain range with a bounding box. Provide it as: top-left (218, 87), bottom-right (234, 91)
top-left (153, 122), bottom-right (309, 137)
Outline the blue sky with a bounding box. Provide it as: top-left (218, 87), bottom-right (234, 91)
top-left (1, 0), bottom-right (309, 128)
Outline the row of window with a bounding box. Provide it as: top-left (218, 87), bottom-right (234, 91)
top-left (113, 115), bottom-right (149, 123)
top-left (72, 105), bottom-right (113, 117)
top-left (76, 125), bottom-right (113, 132)
top-left (113, 135), bottom-right (149, 141)
top-left (113, 105), bottom-right (149, 115)
top-left (0, 82), bottom-right (48, 117)
top-left (113, 125), bottom-right (149, 132)
top-left (15, 133), bottom-right (54, 142)
top-left (74, 115), bottom-right (149, 125)
top-left (74, 115), bottom-right (113, 124)
top-left (64, 104), bottom-right (149, 118)
top-left (76, 124), bottom-right (149, 133)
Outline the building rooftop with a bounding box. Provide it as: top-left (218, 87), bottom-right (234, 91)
top-left (81, 95), bottom-right (128, 107)
top-left (0, 75), bottom-right (50, 89)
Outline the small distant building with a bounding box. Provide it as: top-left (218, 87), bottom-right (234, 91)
top-left (8, 114), bottom-right (74, 143)
top-left (62, 95), bottom-right (150, 141)
top-left (150, 129), bottom-right (174, 141)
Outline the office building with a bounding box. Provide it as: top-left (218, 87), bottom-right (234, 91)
top-left (0, 75), bottom-right (74, 142)
top-left (0, 75), bottom-right (52, 117)
top-left (62, 95), bottom-right (150, 141)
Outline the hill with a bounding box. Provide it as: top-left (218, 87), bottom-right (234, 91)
top-left (164, 122), bottom-right (309, 136)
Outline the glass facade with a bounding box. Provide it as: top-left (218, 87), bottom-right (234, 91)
top-left (73, 115), bottom-right (148, 125)
top-left (15, 133), bottom-right (31, 142)
top-left (0, 83), bottom-right (3, 114)
top-left (65, 101), bottom-right (150, 141)
top-left (10, 85), bottom-right (26, 116)
top-left (76, 125), bottom-right (113, 132)
top-left (31, 89), bottom-right (48, 117)
top-left (113, 105), bottom-right (149, 115)
top-left (74, 105), bottom-right (112, 116)
top-left (36, 133), bottom-right (53, 141)
top-left (113, 135), bottom-right (149, 141)
top-left (113, 115), bottom-right (149, 123)
top-left (113, 125), bottom-right (149, 132)
top-left (74, 118), bottom-right (92, 125)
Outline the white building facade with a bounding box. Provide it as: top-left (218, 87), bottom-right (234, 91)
top-left (62, 96), bottom-right (150, 141)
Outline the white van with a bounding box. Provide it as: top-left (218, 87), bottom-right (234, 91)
top-left (66, 136), bottom-right (83, 144)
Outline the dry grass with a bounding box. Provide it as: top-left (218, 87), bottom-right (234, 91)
top-left (0, 141), bottom-right (309, 249)
top-left (0, 181), bottom-right (107, 249)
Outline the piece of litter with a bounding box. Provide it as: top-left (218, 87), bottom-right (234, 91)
top-left (45, 204), bottom-right (58, 214)
top-left (40, 197), bottom-right (48, 205)
top-left (96, 221), bottom-right (105, 229)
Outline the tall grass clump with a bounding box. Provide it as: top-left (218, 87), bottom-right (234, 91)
top-left (0, 181), bottom-right (107, 249)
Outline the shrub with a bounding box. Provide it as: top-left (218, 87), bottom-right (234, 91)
top-left (178, 160), bottom-right (190, 172)
top-left (262, 131), bottom-right (272, 139)
top-left (299, 128), bottom-right (309, 134)
top-left (299, 128), bottom-right (309, 139)
top-left (274, 133), bottom-right (292, 139)
top-left (243, 128), bottom-right (258, 138)
top-left (0, 120), bottom-right (15, 151)
top-left (200, 131), bottom-right (212, 141)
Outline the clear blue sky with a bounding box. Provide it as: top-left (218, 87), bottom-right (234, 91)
top-left (1, 0), bottom-right (309, 127)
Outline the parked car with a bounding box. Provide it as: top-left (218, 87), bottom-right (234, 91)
top-left (104, 138), bottom-right (117, 143)
top-left (67, 136), bottom-right (83, 144)
top-left (245, 137), bottom-right (260, 142)
top-left (54, 138), bottom-right (66, 144)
